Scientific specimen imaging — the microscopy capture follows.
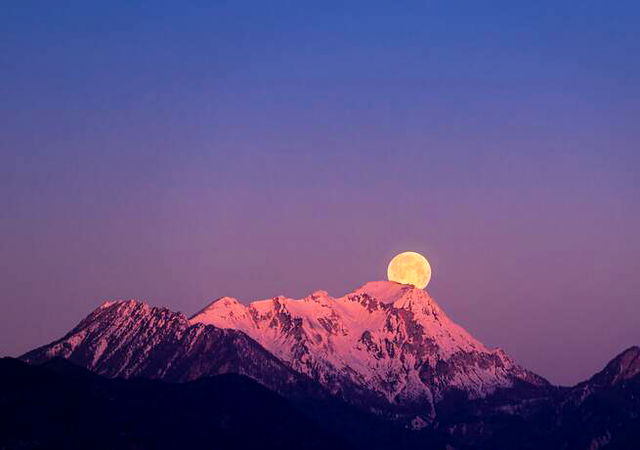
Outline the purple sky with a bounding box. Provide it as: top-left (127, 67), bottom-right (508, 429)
top-left (1, 1), bottom-right (639, 385)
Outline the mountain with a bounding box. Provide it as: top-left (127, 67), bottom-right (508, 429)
top-left (22, 282), bottom-right (548, 424)
top-left (21, 300), bottom-right (324, 400)
top-left (579, 346), bottom-right (640, 388)
top-left (10, 350), bottom-right (640, 450)
top-left (190, 281), bottom-right (548, 422)
top-left (550, 346), bottom-right (640, 449)
top-left (15, 283), bottom-right (640, 448)
top-left (424, 346), bottom-right (640, 449)
top-left (0, 357), bottom-right (350, 450)
top-left (18, 297), bottom-right (434, 449)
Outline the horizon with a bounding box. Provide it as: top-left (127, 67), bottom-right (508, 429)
top-left (10, 277), bottom-right (636, 387)
top-left (2, 1), bottom-right (639, 388)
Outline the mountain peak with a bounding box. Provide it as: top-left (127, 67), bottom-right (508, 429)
top-left (190, 296), bottom-right (248, 329)
top-left (20, 280), bottom-right (552, 424)
top-left (309, 290), bottom-right (330, 299)
top-left (98, 298), bottom-right (142, 309)
top-left (187, 280), bottom-right (544, 416)
top-left (605, 346), bottom-right (640, 382)
top-left (584, 346), bottom-right (640, 388)
top-left (22, 299), bottom-right (319, 399)
top-left (193, 296), bottom-right (241, 314)
top-left (352, 280), bottom-right (416, 304)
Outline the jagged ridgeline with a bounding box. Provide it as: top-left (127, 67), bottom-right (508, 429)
top-left (22, 281), bottom-right (546, 424)
top-left (20, 281), bottom-right (640, 449)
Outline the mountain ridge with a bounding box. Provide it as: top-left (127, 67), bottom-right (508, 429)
top-left (0, 357), bottom-right (351, 450)
top-left (16, 282), bottom-right (640, 448)
top-left (22, 280), bottom-right (547, 425)
top-left (190, 280), bottom-right (547, 420)
top-left (21, 299), bottom-right (327, 401)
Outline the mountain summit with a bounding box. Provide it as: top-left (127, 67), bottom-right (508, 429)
top-left (17, 283), bottom-right (639, 448)
top-left (190, 281), bottom-right (547, 420)
top-left (20, 300), bottom-right (322, 399)
top-left (581, 346), bottom-right (640, 388)
top-left (22, 281), bottom-right (547, 423)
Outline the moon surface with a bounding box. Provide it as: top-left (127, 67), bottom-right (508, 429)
top-left (387, 251), bottom-right (431, 289)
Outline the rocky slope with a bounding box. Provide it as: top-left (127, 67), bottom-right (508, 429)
top-left (577, 346), bottom-right (640, 389)
top-left (23, 280), bottom-right (548, 424)
top-left (421, 346), bottom-right (640, 449)
top-left (553, 346), bottom-right (640, 449)
top-left (17, 283), bottom-right (640, 448)
top-left (21, 300), bottom-right (323, 399)
top-left (190, 281), bottom-right (548, 421)
top-left (16, 341), bottom-right (640, 449)
top-left (0, 357), bottom-right (350, 450)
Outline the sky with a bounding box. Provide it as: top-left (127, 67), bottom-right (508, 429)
top-left (1, 0), bottom-right (639, 385)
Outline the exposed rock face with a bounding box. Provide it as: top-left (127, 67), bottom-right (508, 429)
top-left (558, 346), bottom-right (640, 449)
top-left (16, 285), bottom-right (640, 447)
top-left (21, 281), bottom-right (548, 421)
top-left (561, 346), bottom-right (640, 412)
top-left (582, 346), bottom-right (640, 387)
top-left (430, 346), bottom-right (640, 449)
top-left (189, 281), bottom-right (548, 418)
top-left (21, 300), bottom-right (322, 399)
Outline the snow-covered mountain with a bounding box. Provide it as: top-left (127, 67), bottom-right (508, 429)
top-left (22, 281), bottom-right (547, 423)
top-left (17, 285), bottom-right (640, 447)
top-left (21, 300), bottom-right (324, 399)
top-left (189, 281), bottom-right (547, 419)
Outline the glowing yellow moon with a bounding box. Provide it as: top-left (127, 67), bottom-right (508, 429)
top-left (387, 251), bottom-right (431, 289)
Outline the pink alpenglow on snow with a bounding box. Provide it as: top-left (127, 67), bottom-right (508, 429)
top-left (190, 280), bottom-right (546, 418)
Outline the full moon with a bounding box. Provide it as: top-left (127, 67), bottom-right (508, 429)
top-left (387, 251), bottom-right (432, 289)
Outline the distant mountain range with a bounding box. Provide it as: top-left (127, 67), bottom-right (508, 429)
top-left (14, 281), bottom-right (640, 449)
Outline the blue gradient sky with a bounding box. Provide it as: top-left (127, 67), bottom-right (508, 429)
top-left (1, 0), bottom-right (639, 384)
